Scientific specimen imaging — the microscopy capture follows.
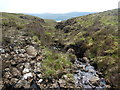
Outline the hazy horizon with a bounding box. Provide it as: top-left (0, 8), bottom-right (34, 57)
top-left (0, 0), bottom-right (119, 14)
top-left (24, 11), bottom-right (95, 14)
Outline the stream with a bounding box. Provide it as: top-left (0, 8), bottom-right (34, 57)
top-left (51, 45), bottom-right (107, 89)
top-left (74, 58), bottom-right (106, 89)
top-left (1, 44), bottom-right (107, 89)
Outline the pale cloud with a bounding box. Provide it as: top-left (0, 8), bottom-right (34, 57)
top-left (0, 0), bottom-right (119, 13)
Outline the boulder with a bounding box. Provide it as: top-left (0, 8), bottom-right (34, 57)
top-left (19, 49), bottom-right (26, 54)
top-left (15, 80), bottom-right (30, 88)
top-left (4, 68), bottom-right (10, 72)
top-left (17, 65), bottom-right (24, 71)
top-left (11, 68), bottom-right (21, 77)
top-left (3, 72), bottom-right (12, 79)
top-left (22, 73), bottom-right (33, 80)
top-left (10, 78), bottom-right (19, 84)
top-left (26, 46), bottom-right (37, 57)
top-left (81, 57), bottom-right (89, 63)
top-left (38, 79), bottom-right (43, 83)
top-left (106, 85), bottom-right (111, 88)
top-left (58, 79), bottom-right (66, 87)
top-left (19, 54), bottom-right (26, 58)
top-left (89, 76), bottom-right (100, 86)
top-left (24, 63), bottom-right (30, 68)
top-left (37, 74), bottom-right (42, 78)
top-left (11, 61), bottom-right (17, 66)
top-left (36, 55), bottom-right (43, 61)
top-left (79, 65), bottom-right (86, 71)
top-left (62, 75), bottom-right (68, 80)
top-left (67, 48), bottom-right (75, 54)
top-left (23, 68), bottom-right (30, 74)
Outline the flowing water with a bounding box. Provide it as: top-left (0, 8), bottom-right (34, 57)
top-left (74, 58), bottom-right (106, 89)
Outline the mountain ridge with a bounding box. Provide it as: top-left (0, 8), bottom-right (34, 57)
top-left (26, 12), bottom-right (95, 21)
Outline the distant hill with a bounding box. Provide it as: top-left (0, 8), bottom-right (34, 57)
top-left (26, 12), bottom-right (94, 21)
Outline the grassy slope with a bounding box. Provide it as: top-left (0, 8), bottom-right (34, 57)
top-left (1, 9), bottom-right (119, 87)
top-left (55, 9), bottom-right (119, 87)
top-left (1, 12), bottom-right (75, 86)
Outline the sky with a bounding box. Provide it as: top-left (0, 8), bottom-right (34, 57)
top-left (0, 0), bottom-right (119, 13)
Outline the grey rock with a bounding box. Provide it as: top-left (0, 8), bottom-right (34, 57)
top-left (62, 75), bottom-right (68, 80)
top-left (58, 79), bottom-right (66, 87)
top-left (19, 54), bottom-right (26, 58)
top-left (4, 72), bottom-right (12, 79)
top-left (37, 74), bottom-right (42, 78)
top-left (10, 51), bottom-right (15, 55)
top-left (0, 48), bottom-right (5, 53)
top-left (38, 79), bottom-right (43, 83)
top-left (10, 78), bottom-right (19, 84)
top-left (34, 67), bottom-right (41, 73)
top-left (30, 60), bottom-right (36, 65)
top-left (4, 68), bottom-right (10, 72)
top-left (79, 65), bottom-right (86, 71)
top-left (24, 62), bottom-right (30, 68)
top-left (106, 85), bottom-right (111, 88)
top-left (19, 49), bottom-right (26, 54)
top-left (81, 57), bottom-right (89, 63)
top-left (22, 72), bottom-right (33, 80)
top-left (11, 68), bottom-right (21, 77)
top-left (36, 62), bottom-right (41, 67)
top-left (23, 68), bottom-right (30, 74)
top-left (26, 46), bottom-right (37, 57)
top-left (17, 65), bottom-right (24, 71)
top-left (67, 48), bottom-right (75, 54)
top-left (36, 55), bottom-right (43, 61)
top-left (11, 61), bottom-right (17, 66)
top-left (89, 76), bottom-right (100, 86)
top-left (15, 80), bottom-right (30, 88)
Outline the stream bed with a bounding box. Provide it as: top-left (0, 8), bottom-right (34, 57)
top-left (74, 58), bottom-right (106, 89)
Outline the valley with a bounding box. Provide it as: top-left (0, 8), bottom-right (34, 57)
top-left (0, 9), bottom-right (119, 89)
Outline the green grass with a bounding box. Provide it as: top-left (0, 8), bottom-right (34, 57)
top-left (41, 48), bottom-right (74, 79)
top-left (54, 9), bottom-right (119, 87)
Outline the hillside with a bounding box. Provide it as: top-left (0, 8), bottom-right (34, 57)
top-left (1, 12), bottom-right (76, 89)
top-left (0, 9), bottom-right (119, 89)
top-left (55, 9), bottom-right (119, 88)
